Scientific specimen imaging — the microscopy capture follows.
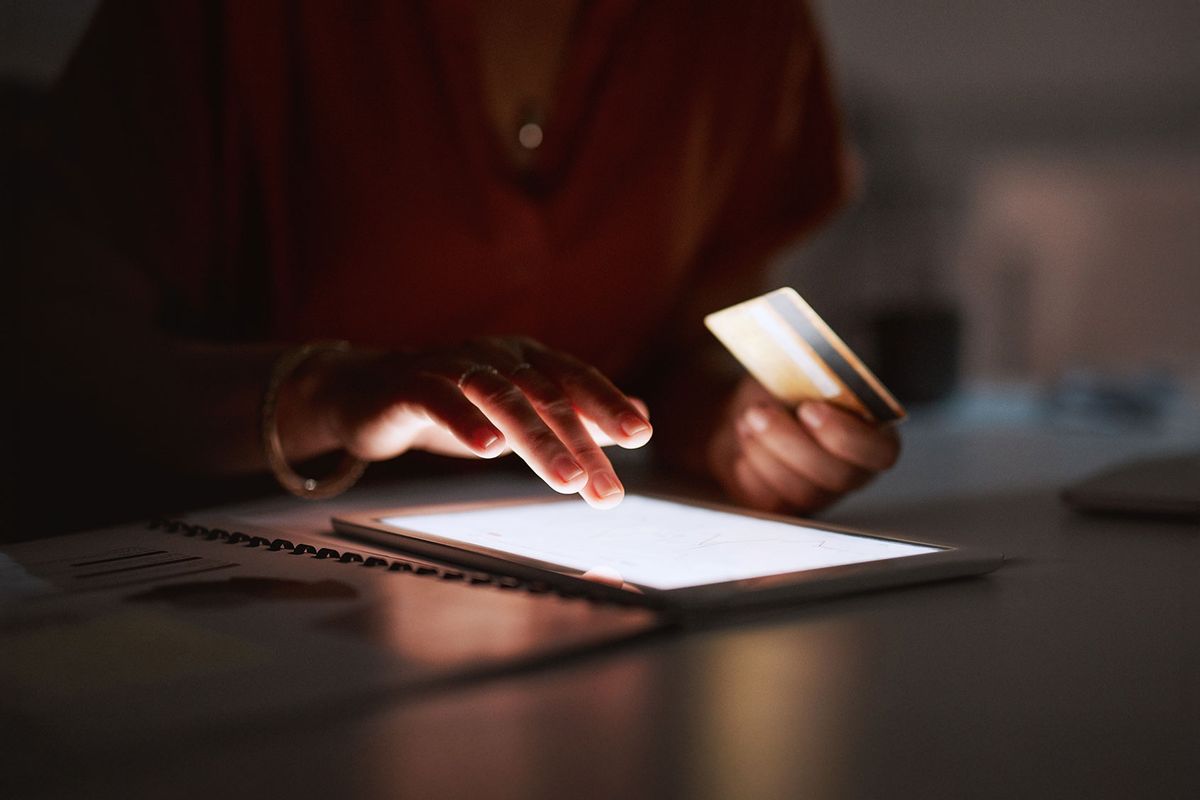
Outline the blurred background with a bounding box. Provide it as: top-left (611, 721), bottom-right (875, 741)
top-left (793, 1), bottom-right (1200, 421)
top-left (5, 0), bottom-right (1199, 420)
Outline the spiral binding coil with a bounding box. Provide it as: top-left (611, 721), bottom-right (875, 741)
top-left (145, 518), bottom-right (630, 604)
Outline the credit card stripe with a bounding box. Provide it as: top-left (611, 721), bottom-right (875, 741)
top-left (766, 293), bottom-right (898, 422)
top-left (748, 305), bottom-right (840, 398)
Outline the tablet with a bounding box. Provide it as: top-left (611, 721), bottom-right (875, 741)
top-left (333, 495), bottom-right (1003, 612)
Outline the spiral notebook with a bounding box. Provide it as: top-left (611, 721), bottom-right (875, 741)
top-left (0, 518), bottom-right (661, 752)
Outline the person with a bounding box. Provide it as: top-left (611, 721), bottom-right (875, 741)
top-left (15, 0), bottom-right (899, 536)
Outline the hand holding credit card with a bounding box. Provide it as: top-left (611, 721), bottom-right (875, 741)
top-left (705, 288), bottom-right (906, 425)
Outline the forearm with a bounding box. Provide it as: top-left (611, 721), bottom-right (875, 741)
top-left (25, 325), bottom-right (342, 475)
top-left (134, 340), bottom-right (343, 473)
top-left (19, 224), bottom-right (341, 476)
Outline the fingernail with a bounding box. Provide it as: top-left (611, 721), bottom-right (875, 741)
top-left (553, 456), bottom-right (585, 484)
top-left (620, 414), bottom-right (650, 437)
top-left (744, 407), bottom-right (770, 434)
top-left (800, 402), bottom-right (827, 429)
top-left (591, 472), bottom-right (623, 498)
top-left (477, 430), bottom-right (504, 456)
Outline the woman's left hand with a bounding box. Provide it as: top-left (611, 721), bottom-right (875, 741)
top-left (708, 377), bottom-right (900, 514)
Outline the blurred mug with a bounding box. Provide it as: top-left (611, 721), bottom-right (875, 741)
top-left (870, 304), bottom-right (961, 406)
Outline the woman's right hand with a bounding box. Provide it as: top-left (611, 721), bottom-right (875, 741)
top-left (281, 336), bottom-right (653, 508)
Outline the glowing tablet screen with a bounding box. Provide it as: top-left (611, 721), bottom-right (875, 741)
top-left (381, 495), bottom-right (940, 590)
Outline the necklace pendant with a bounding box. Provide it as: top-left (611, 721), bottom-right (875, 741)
top-left (517, 102), bottom-right (544, 151)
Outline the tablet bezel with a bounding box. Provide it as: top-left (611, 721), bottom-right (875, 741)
top-left (332, 494), bottom-right (1003, 612)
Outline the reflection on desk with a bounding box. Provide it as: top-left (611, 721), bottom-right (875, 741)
top-left (3, 388), bottom-right (1197, 799)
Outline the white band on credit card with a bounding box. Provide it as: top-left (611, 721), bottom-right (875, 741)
top-left (749, 305), bottom-right (840, 398)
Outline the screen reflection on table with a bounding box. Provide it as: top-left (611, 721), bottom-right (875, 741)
top-left (342, 610), bottom-right (865, 799)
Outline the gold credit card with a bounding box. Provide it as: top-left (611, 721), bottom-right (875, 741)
top-left (704, 287), bottom-right (906, 424)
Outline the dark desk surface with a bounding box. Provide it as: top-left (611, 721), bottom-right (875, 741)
top-left (7, 392), bottom-right (1199, 799)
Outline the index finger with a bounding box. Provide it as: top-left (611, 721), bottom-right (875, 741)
top-left (527, 349), bottom-right (653, 449)
top-left (508, 364), bottom-right (628, 509)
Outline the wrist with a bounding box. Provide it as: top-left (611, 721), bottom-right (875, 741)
top-left (275, 345), bottom-right (345, 460)
top-left (263, 341), bottom-right (366, 499)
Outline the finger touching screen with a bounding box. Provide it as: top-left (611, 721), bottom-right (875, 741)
top-left (382, 495), bottom-right (939, 590)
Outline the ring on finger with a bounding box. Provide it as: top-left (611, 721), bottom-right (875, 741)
top-left (507, 362), bottom-right (535, 379)
top-left (457, 364), bottom-right (501, 390)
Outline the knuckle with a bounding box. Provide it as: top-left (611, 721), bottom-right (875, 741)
top-left (525, 426), bottom-right (565, 454)
top-left (563, 364), bottom-right (608, 392)
top-left (477, 383), bottom-right (524, 407)
top-left (556, 367), bottom-right (585, 387)
top-left (531, 395), bottom-right (575, 419)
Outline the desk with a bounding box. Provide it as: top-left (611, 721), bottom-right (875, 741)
top-left (7, 393), bottom-right (1198, 799)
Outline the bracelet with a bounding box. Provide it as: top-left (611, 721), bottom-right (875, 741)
top-left (261, 340), bottom-right (367, 499)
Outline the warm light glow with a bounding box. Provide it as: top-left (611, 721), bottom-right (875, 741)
top-left (383, 496), bottom-right (939, 590)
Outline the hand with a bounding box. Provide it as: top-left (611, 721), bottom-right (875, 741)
top-left (708, 377), bottom-right (900, 514)
top-left (285, 336), bottom-right (653, 508)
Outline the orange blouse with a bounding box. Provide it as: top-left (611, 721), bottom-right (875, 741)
top-left (49, 0), bottom-right (846, 383)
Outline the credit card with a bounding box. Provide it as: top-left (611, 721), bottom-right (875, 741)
top-left (704, 287), bottom-right (906, 424)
